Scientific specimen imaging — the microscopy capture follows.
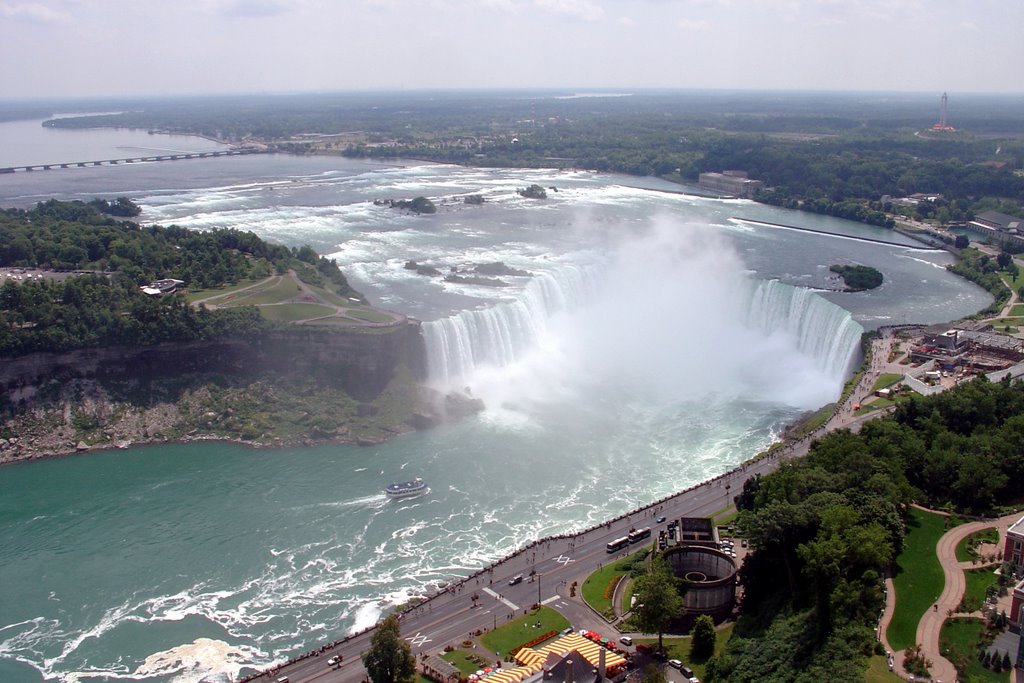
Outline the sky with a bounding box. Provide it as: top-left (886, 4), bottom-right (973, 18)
top-left (1, 0), bottom-right (1022, 100)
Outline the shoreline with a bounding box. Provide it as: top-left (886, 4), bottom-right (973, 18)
top-left (0, 425), bottom-right (418, 469)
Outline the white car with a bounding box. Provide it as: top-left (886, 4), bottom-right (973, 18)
top-left (668, 659), bottom-right (682, 669)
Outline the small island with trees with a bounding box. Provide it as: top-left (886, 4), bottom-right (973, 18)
top-left (829, 264), bottom-right (883, 291)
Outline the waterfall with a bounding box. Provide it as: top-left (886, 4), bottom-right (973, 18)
top-left (423, 266), bottom-right (863, 393)
top-left (422, 264), bottom-right (598, 386)
top-left (742, 279), bottom-right (864, 379)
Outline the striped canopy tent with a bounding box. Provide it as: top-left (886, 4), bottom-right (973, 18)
top-left (514, 649), bottom-right (545, 668)
top-left (484, 660), bottom-right (545, 683)
top-left (517, 634), bottom-right (627, 672)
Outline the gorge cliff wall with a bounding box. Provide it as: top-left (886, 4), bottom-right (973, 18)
top-left (0, 322), bottom-right (426, 411)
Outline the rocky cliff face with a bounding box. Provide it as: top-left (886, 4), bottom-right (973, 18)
top-left (0, 323), bottom-right (426, 411)
top-left (0, 323), bottom-right (432, 462)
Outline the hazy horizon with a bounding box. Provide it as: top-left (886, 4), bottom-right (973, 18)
top-left (2, 0), bottom-right (1021, 100)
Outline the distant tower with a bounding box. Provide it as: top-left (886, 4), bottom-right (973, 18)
top-left (932, 93), bottom-right (956, 132)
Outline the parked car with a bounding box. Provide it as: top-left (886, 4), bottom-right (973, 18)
top-left (619, 636), bottom-right (633, 646)
top-left (561, 627), bottom-right (574, 635)
top-left (668, 659), bottom-right (683, 670)
top-left (635, 643), bottom-right (653, 654)
top-left (680, 664), bottom-right (695, 677)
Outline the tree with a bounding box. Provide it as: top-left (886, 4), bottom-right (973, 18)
top-left (997, 251), bottom-right (1013, 269)
top-left (954, 234), bottom-right (970, 249)
top-left (689, 614), bottom-right (716, 660)
top-left (632, 555), bottom-right (685, 652)
top-left (639, 663), bottom-right (667, 683)
top-left (362, 614), bottom-right (416, 683)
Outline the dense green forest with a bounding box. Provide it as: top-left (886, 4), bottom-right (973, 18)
top-left (0, 200), bottom-right (355, 357)
top-left (710, 377), bottom-right (1024, 682)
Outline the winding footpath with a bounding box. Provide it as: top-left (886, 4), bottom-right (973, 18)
top-left (879, 510), bottom-right (1023, 683)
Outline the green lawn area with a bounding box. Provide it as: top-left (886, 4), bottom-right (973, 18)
top-left (714, 508), bottom-right (738, 526)
top-left (345, 308), bottom-right (395, 323)
top-left (787, 402), bottom-right (835, 438)
top-left (871, 373), bottom-right (903, 392)
top-left (999, 269), bottom-right (1024, 292)
top-left (306, 283), bottom-right (353, 307)
top-left (479, 606), bottom-right (568, 656)
top-left (939, 618), bottom-right (1010, 683)
top-left (1010, 304), bottom-right (1024, 317)
top-left (621, 577), bottom-right (634, 614)
top-left (225, 276), bottom-right (299, 306)
top-left (956, 527), bottom-right (999, 562)
top-left (864, 655), bottom-right (901, 682)
top-left (582, 548), bottom-right (649, 619)
top-left (258, 302), bottom-right (335, 321)
top-left (634, 623), bottom-right (734, 682)
top-left (442, 649), bottom-right (494, 676)
top-left (886, 508), bottom-right (951, 651)
top-left (855, 397), bottom-right (895, 415)
top-left (184, 277), bottom-right (266, 303)
top-left (962, 567), bottom-right (1000, 612)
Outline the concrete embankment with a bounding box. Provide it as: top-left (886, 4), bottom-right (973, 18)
top-left (730, 216), bottom-right (943, 250)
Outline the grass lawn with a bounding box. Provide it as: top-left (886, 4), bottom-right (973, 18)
top-left (956, 527), bottom-right (999, 562)
top-left (185, 278), bottom-right (267, 303)
top-left (855, 398), bottom-right (895, 415)
top-left (864, 655), bottom-right (902, 682)
top-left (582, 547), bottom-right (649, 619)
top-left (962, 567), bottom-right (1000, 612)
top-left (939, 618), bottom-right (1009, 683)
top-left (871, 373), bottom-right (903, 392)
top-left (443, 649), bottom-right (493, 676)
top-left (714, 508), bottom-right (738, 526)
top-left (346, 308), bottom-right (395, 323)
top-left (479, 606), bottom-right (568, 656)
top-left (620, 577), bottom-right (634, 614)
top-left (787, 403), bottom-right (835, 438)
top-left (634, 623), bottom-right (734, 682)
top-left (258, 302), bottom-right (335, 321)
top-left (1000, 269), bottom-right (1024, 292)
top-left (1011, 304), bottom-right (1024, 317)
top-left (228, 276), bottom-right (299, 306)
top-left (886, 508), bottom-right (951, 651)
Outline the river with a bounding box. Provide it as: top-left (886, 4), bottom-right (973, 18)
top-left (0, 120), bottom-right (992, 683)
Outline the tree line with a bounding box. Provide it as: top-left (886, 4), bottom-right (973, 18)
top-left (0, 200), bottom-right (357, 358)
top-left (704, 375), bottom-right (1024, 681)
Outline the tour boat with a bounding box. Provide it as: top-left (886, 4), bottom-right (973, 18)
top-left (385, 478), bottom-right (429, 500)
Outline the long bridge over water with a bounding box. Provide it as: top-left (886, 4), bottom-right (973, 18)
top-left (0, 148), bottom-right (267, 174)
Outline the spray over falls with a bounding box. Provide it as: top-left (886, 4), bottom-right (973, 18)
top-left (423, 219), bottom-right (863, 411)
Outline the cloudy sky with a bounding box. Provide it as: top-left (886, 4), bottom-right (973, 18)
top-left (1, 0), bottom-right (1021, 99)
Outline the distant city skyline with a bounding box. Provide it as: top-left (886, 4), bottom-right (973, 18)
top-left (1, 0), bottom-right (1022, 100)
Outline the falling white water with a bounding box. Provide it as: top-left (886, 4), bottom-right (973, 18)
top-left (422, 217), bottom-right (863, 410)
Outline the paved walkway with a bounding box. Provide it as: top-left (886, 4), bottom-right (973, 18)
top-left (878, 509), bottom-right (1023, 682)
